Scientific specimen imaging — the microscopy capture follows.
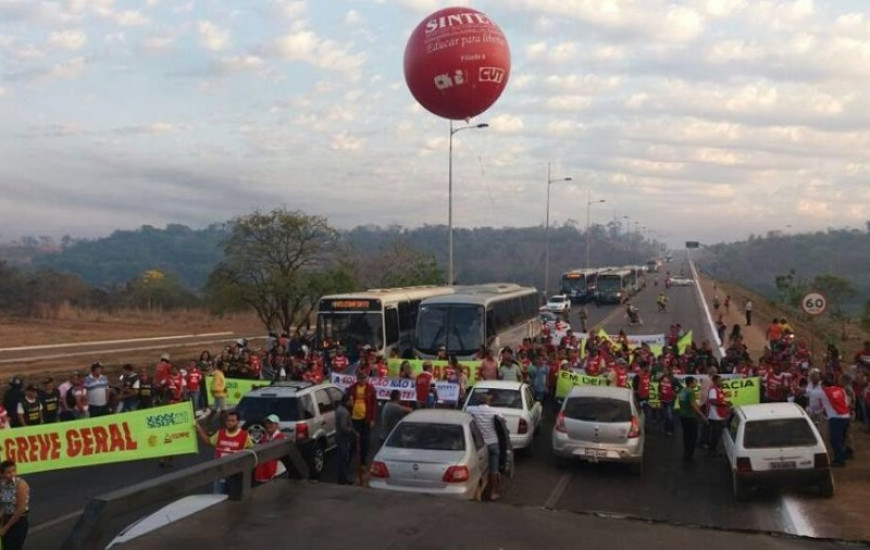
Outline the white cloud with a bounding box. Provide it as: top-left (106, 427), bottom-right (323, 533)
top-left (48, 29), bottom-right (87, 50)
top-left (0, 87), bottom-right (7, 98)
top-left (344, 9), bottom-right (362, 25)
top-left (219, 54), bottom-right (265, 72)
top-left (198, 21), bottom-right (230, 51)
top-left (113, 10), bottom-right (148, 26)
top-left (270, 30), bottom-right (365, 79)
top-left (50, 56), bottom-right (86, 78)
top-left (140, 36), bottom-right (174, 53)
top-left (330, 132), bottom-right (364, 152)
top-left (490, 114), bottom-right (524, 134)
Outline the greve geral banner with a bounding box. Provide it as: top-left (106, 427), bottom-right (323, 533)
top-left (205, 375), bottom-right (269, 407)
top-left (554, 368), bottom-right (761, 407)
top-left (0, 402), bottom-right (198, 475)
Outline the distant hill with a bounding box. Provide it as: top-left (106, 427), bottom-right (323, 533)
top-left (31, 224), bottom-right (228, 290)
top-left (2, 220), bottom-right (662, 292)
top-left (696, 227), bottom-right (870, 315)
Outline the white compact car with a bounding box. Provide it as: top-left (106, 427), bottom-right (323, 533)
top-left (369, 410), bottom-right (492, 500)
top-left (552, 385), bottom-right (645, 475)
top-left (722, 402), bottom-right (833, 501)
top-left (546, 294), bottom-right (571, 314)
top-left (463, 381), bottom-right (542, 451)
top-left (667, 277), bottom-right (694, 287)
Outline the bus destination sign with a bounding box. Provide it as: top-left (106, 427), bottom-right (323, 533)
top-left (320, 299), bottom-right (382, 312)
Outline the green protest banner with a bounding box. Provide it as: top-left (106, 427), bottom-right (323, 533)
top-left (205, 376), bottom-right (270, 406)
top-left (0, 402), bottom-right (198, 475)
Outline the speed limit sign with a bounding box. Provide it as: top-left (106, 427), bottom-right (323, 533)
top-left (801, 292), bottom-right (827, 316)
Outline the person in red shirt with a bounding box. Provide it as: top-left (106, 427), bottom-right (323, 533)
top-left (584, 349), bottom-right (605, 376)
top-left (254, 415), bottom-right (287, 484)
top-left (185, 360), bottom-right (203, 410)
top-left (331, 350), bottom-right (350, 374)
top-left (195, 411), bottom-right (253, 491)
top-left (373, 356), bottom-right (389, 379)
top-left (155, 353), bottom-right (172, 388)
top-left (764, 365), bottom-right (786, 403)
top-left (610, 360), bottom-right (629, 388)
top-left (658, 366), bottom-right (678, 436)
top-left (415, 361), bottom-right (436, 409)
top-left (165, 365), bottom-right (186, 404)
top-left (634, 364), bottom-right (652, 420)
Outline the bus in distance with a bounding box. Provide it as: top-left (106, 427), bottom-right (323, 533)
top-left (559, 268), bottom-right (600, 303)
top-left (596, 269), bottom-right (633, 305)
top-left (415, 283), bottom-right (540, 359)
top-left (316, 286), bottom-right (455, 360)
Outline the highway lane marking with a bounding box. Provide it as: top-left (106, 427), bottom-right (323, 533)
top-left (687, 252), bottom-right (725, 356)
top-left (30, 509), bottom-right (82, 534)
top-left (0, 336), bottom-right (263, 365)
top-left (0, 332), bottom-right (234, 352)
top-left (544, 472), bottom-right (572, 509)
top-left (780, 495), bottom-right (817, 538)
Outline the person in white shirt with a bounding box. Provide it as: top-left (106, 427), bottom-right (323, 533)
top-left (706, 375), bottom-right (731, 455)
top-left (84, 363), bottom-right (110, 417)
top-left (57, 372), bottom-right (80, 421)
top-left (467, 392), bottom-right (504, 501)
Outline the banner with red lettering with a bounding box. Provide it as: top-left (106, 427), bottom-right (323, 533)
top-left (0, 402), bottom-right (198, 475)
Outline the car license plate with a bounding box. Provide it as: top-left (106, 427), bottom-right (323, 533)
top-left (770, 461), bottom-right (796, 470)
top-left (584, 449), bottom-right (607, 459)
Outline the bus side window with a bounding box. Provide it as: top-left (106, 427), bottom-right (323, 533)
top-left (385, 307), bottom-right (399, 346)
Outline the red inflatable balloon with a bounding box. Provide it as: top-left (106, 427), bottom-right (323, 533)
top-left (404, 7), bottom-right (511, 120)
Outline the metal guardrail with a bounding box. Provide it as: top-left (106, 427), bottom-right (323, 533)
top-left (61, 438), bottom-right (309, 550)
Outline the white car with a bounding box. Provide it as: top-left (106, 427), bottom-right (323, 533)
top-left (552, 385), bottom-right (645, 475)
top-left (369, 410), bottom-right (492, 500)
top-left (667, 277), bottom-right (694, 287)
top-left (463, 381), bottom-right (542, 451)
top-left (722, 402), bottom-right (834, 501)
top-left (546, 294), bottom-right (571, 313)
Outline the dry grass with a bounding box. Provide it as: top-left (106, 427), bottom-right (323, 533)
top-left (0, 308), bottom-right (263, 348)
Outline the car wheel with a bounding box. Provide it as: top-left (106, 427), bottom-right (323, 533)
top-left (732, 475), bottom-right (751, 501)
top-left (309, 439), bottom-right (326, 479)
top-left (819, 472), bottom-right (835, 498)
top-left (629, 460), bottom-right (643, 476)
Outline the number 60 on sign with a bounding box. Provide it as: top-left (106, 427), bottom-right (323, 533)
top-left (801, 292), bottom-right (827, 316)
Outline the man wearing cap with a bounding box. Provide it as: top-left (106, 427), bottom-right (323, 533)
top-left (85, 363), bottom-right (110, 417)
top-left (17, 385), bottom-right (43, 426)
top-left (254, 414), bottom-right (287, 484)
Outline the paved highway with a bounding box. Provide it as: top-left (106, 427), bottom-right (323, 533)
top-left (26, 259), bottom-right (828, 547)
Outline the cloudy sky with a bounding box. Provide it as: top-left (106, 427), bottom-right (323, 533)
top-left (2, 0), bottom-right (870, 246)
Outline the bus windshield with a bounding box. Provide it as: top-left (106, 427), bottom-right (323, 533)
top-left (560, 276), bottom-right (586, 295)
top-left (597, 276), bottom-right (623, 293)
top-left (317, 312), bottom-right (384, 353)
top-left (416, 304), bottom-right (484, 356)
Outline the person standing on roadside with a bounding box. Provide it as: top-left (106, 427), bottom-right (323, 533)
top-left (745, 299), bottom-right (753, 326)
top-left (347, 370), bottom-right (377, 468)
top-left (39, 378), bottom-right (60, 424)
top-left (16, 386), bottom-right (42, 427)
top-left (253, 415), bottom-right (287, 484)
top-left (498, 348), bottom-right (522, 382)
top-left (335, 393), bottom-right (357, 485)
top-left (3, 379), bottom-right (24, 428)
top-left (195, 411), bottom-right (253, 493)
top-left (58, 372), bottom-right (79, 422)
top-left (0, 460), bottom-right (30, 550)
top-left (118, 364), bottom-right (140, 413)
top-left (678, 376), bottom-right (708, 462)
top-left (706, 375), bottom-right (731, 455)
top-left (138, 368), bottom-right (155, 410)
top-left (377, 390), bottom-right (411, 450)
top-left (415, 362), bottom-right (436, 409)
top-left (185, 360), bottom-right (203, 412)
top-left (467, 392), bottom-right (504, 501)
top-left (819, 375), bottom-right (851, 467)
top-left (208, 363), bottom-right (228, 421)
top-left (85, 363), bottom-right (110, 417)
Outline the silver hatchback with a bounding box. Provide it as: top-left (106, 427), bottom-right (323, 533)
top-left (552, 385), bottom-right (645, 475)
top-left (369, 409), bottom-right (490, 500)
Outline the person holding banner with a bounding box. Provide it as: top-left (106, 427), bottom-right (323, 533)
top-left (706, 375), bottom-right (732, 456)
top-left (0, 460), bottom-right (30, 550)
top-left (195, 411), bottom-right (254, 493)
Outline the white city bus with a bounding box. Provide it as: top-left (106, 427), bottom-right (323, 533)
top-left (414, 283), bottom-right (540, 359)
top-left (316, 286), bottom-right (455, 358)
top-left (596, 268), bottom-right (633, 305)
top-left (559, 268), bottom-right (601, 303)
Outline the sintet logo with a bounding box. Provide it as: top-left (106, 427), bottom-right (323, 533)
top-left (146, 411), bottom-right (191, 429)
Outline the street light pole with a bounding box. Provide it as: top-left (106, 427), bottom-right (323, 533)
top-left (447, 121), bottom-right (488, 286)
top-left (544, 163), bottom-right (572, 297)
top-left (585, 192), bottom-right (606, 270)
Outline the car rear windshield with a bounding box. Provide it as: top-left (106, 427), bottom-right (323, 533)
top-left (385, 422), bottom-right (466, 451)
top-left (237, 396), bottom-right (302, 422)
top-left (564, 396), bottom-right (632, 423)
top-left (466, 388), bottom-right (523, 409)
top-left (743, 419), bottom-right (818, 449)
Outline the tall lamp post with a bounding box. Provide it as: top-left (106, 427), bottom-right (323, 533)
top-left (544, 163), bottom-right (572, 297)
top-left (585, 192), bottom-right (606, 269)
top-left (448, 120), bottom-right (488, 285)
